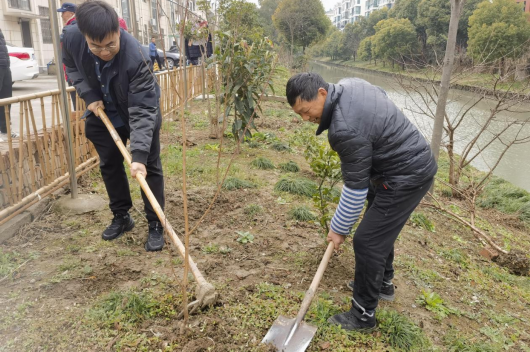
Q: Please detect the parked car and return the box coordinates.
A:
[7,43,39,84]
[141,45,180,69]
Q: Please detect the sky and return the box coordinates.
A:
[247,0,337,11]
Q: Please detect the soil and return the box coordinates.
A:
[1,100,530,351]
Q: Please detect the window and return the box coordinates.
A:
[121,0,131,29]
[151,0,158,31]
[8,0,31,10]
[39,7,53,44]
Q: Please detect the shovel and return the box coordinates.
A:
[262,241,335,352]
[96,108,217,311]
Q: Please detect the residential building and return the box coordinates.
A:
[332,0,366,29]
[0,0,203,72]
[515,0,530,14]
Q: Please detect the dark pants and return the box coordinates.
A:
[352,177,433,310]
[150,55,163,69]
[85,114,165,223]
[0,67,13,134]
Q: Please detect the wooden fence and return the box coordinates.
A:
[0,65,211,221]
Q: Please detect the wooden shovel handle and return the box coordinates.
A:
[97,107,209,288]
[294,241,335,324]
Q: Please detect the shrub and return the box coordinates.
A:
[223,177,257,190]
[279,161,300,173]
[270,142,291,152]
[251,157,275,170]
[289,206,316,222]
[274,176,317,197]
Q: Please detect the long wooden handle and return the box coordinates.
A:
[97,107,208,288]
[295,241,335,323]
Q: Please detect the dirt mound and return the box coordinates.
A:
[494,249,530,276]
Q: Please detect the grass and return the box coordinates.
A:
[410,212,435,232]
[289,205,316,221]
[478,176,530,223]
[274,176,317,197]
[270,142,291,152]
[0,250,20,278]
[279,161,300,173]
[244,204,263,217]
[377,308,431,351]
[250,157,275,170]
[222,177,257,190]
[416,290,455,320]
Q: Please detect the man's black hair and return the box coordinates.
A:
[76,1,119,42]
[286,73,329,107]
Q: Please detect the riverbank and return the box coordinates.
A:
[314,58,530,98]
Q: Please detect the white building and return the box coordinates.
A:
[0,0,203,72]
[331,0,367,29]
[365,0,395,16]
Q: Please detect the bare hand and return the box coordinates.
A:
[327,229,345,251]
[131,162,147,179]
[87,101,104,117]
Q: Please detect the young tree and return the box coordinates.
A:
[468,0,530,71]
[358,36,373,63]
[341,22,363,61]
[219,0,264,42]
[273,0,330,55]
[371,18,418,68]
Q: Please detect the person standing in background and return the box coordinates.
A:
[57,2,78,110]
[149,37,163,70]
[0,28,16,142]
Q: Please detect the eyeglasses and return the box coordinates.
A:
[89,45,118,53]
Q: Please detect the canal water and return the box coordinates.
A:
[309,61,530,192]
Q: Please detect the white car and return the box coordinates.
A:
[7,43,39,84]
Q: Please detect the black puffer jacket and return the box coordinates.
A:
[0,29,10,68]
[317,78,437,189]
[62,25,160,165]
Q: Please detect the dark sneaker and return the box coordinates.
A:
[347,280,395,301]
[328,300,376,331]
[145,221,164,251]
[102,213,135,240]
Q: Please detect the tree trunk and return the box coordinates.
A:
[429,0,466,194]
[448,129,455,186]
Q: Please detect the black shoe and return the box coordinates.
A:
[328,300,376,331]
[145,221,164,251]
[347,280,395,301]
[102,213,135,241]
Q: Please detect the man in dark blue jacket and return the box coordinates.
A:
[62,1,165,251]
[286,73,437,331]
[0,28,13,142]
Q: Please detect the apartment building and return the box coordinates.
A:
[332,0,366,29]
[0,0,203,72]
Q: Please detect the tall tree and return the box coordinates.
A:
[258,0,280,42]
[273,0,330,55]
[341,22,363,61]
[371,18,418,68]
[219,0,264,42]
[430,0,467,193]
[468,0,530,66]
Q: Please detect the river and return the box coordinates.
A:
[309,61,530,192]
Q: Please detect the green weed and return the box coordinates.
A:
[274,176,317,197]
[279,161,300,173]
[219,246,233,255]
[377,308,431,351]
[416,290,455,320]
[479,177,530,223]
[440,248,469,268]
[244,204,263,217]
[116,248,138,257]
[236,231,254,244]
[251,157,275,170]
[203,143,220,151]
[223,177,257,190]
[289,206,316,221]
[445,331,496,352]
[201,243,220,254]
[0,249,20,277]
[410,212,435,232]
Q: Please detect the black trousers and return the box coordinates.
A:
[68,81,77,111]
[150,55,163,69]
[85,114,165,223]
[352,177,433,310]
[0,68,13,134]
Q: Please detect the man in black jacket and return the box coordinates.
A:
[286,73,437,331]
[0,28,14,142]
[62,1,165,251]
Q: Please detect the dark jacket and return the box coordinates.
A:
[62,25,160,165]
[0,29,10,68]
[317,78,437,189]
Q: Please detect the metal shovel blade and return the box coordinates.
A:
[261,316,318,352]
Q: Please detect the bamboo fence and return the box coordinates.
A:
[0,65,212,222]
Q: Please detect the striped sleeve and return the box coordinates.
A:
[330,186,368,236]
